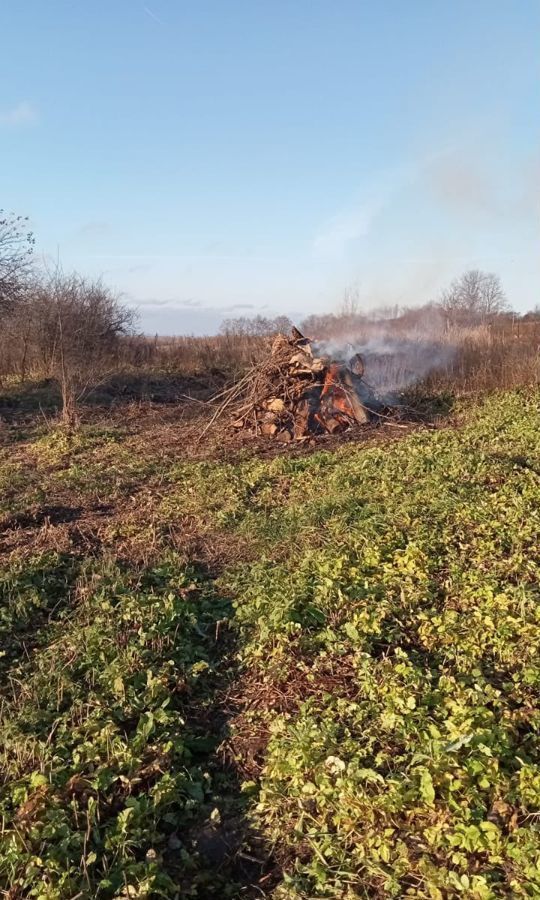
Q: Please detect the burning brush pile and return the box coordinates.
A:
[206,327,385,442]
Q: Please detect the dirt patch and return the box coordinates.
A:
[78,403,447,469]
[0,503,113,560]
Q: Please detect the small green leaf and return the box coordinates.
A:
[419,768,435,806]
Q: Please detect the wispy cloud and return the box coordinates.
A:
[137,297,201,309]
[128,263,153,274]
[143,4,165,25]
[137,298,177,308]
[180,298,201,308]
[0,101,38,128]
[224,303,254,311]
[135,298,255,313]
[85,252,291,262]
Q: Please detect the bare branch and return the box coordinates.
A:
[0,210,35,310]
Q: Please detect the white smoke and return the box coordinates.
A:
[313,323,456,395]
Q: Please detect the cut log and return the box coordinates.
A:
[340,369,371,424]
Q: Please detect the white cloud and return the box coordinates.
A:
[0,101,39,128]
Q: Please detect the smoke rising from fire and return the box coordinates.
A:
[311,311,456,395]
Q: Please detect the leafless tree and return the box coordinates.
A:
[480,272,510,317]
[439,270,509,323]
[2,287,37,381]
[339,284,361,318]
[25,268,136,423]
[0,211,34,311]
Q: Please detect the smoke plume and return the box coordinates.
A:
[312,310,456,395]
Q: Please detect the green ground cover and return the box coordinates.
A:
[0,389,539,898]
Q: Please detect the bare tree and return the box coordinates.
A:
[339,284,361,318]
[2,287,37,381]
[272,315,294,334]
[0,211,34,311]
[439,270,509,323]
[29,269,136,423]
[480,272,510,317]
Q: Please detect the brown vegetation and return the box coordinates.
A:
[0,218,538,434]
[1,311,539,443]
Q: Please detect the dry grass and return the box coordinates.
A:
[118,332,269,376]
[427,322,540,394]
[0,318,538,452]
[120,320,540,398]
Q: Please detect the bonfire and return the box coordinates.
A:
[204,327,383,442]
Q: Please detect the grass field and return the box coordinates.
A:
[1,388,540,898]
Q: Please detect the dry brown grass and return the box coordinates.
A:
[121,320,540,397]
[1,318,538,446]
[118,332,269,376]
[427,321,540,394]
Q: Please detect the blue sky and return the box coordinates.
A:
[1,1,538,334]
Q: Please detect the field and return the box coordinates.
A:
[1,385,540,898]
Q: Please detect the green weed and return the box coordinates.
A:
[0,388,539,898]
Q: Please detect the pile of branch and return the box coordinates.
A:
[201,328,380,442]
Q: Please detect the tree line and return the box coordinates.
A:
[221,271,529,340]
